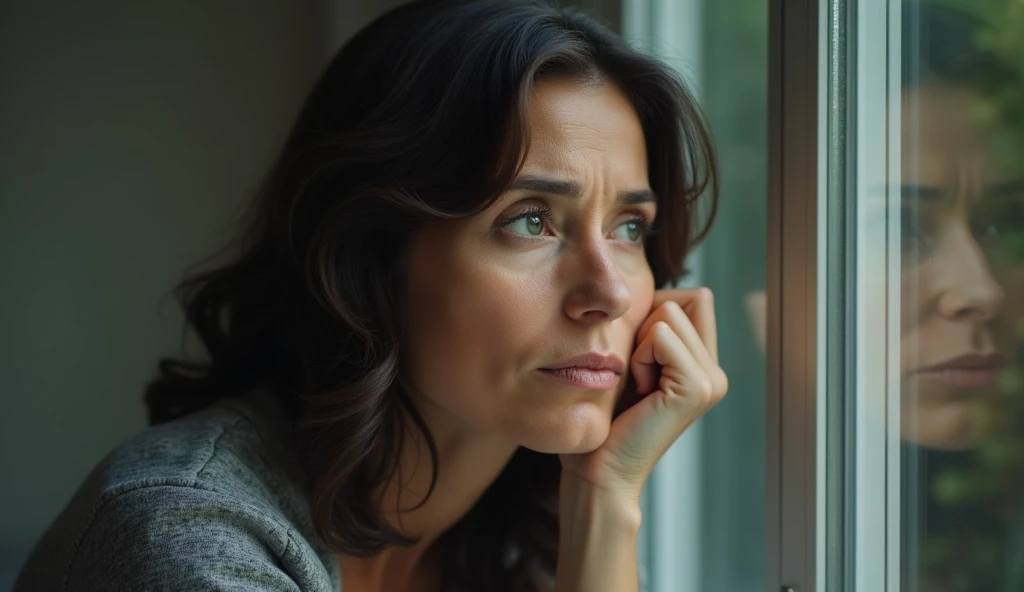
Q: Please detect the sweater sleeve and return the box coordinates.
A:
[63,483,328,592]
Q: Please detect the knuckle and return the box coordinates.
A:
[653,320,673,337]
[713,370,729,399]
[690,375,715,398]
[660,300,683,315]
[661,300,687,324]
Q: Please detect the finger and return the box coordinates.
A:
[650,288,719,364]
[637,298,728,403]
[637,300,717,373]
[631,321,709,398]
[621,323,715,461]
[629,324,662,396]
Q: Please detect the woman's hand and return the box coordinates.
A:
[553,288,727,592]
[559,287,729,504]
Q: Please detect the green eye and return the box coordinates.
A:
[974,203,1024,261]
[976,204,1024,238]
[505,213,546,237]
[612,220,645,242]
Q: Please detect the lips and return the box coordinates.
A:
[914,352,1010,389]
[539,352,625,390]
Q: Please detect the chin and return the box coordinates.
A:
[518,405,612,454]
[903,401,989,450]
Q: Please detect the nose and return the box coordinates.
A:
[562,241,632,323]
[935,229,1005,322]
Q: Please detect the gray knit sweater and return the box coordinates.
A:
[12,390,342,591]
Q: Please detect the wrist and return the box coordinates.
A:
[555,474,642,592]
[559,472,643,533]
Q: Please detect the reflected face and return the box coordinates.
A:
[403,78,656,454]
[900,84,1024,449]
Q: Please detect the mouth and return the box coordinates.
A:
[913,352,1010,390]
[539,352,625,390]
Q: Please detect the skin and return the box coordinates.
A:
[899,84,1024,450]
[337,77,727,592]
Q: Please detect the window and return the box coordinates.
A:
[890,2,1024,590]
[772,0,1024,590]
[621,1,768,591]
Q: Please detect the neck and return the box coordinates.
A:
[339,397,519,591]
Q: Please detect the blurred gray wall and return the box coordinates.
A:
[0,1,401,587]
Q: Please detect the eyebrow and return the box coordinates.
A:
[507,175,656,205]
[893,179,1024,201]
[984,178,1024,198]
[899,184,943,201]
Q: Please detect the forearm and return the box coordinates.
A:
[554,475,642,592]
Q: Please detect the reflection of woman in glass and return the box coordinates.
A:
[897,4,1024,453]
[898,4,1024,590]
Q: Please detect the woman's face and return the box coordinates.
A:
[900,84,1024,449]
[403,77,656,454]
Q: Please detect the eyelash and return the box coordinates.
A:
[501,205,554,231]
[500,205,656,242]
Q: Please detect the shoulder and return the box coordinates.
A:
[86,391,312,529]
[65,483,326,591]
[102,391,291,492]
[14,391,340,592]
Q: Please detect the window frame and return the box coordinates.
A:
[767,0,824,589]
[769,0,906,590]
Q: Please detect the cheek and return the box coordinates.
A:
[995,270,1024,349]
[998,269,1024,314]
[404,245,555,406]
[615,263,655,357]
[899,271,922,365]
[627,272,655,333]
[900,259,939,362]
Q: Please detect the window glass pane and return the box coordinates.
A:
[622,1,768,590]
[699,0,768,589]
[899,1,1024,589]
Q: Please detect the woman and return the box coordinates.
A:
[12,1,726,591]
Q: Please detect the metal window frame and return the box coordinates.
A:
[766,0,824,589]
[768,1,904,590]
[851,0,903,589]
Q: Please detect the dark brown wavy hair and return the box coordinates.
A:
[145,0,718,590]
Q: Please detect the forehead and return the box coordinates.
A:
[520,77,649,182]
[900,85,996,179]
